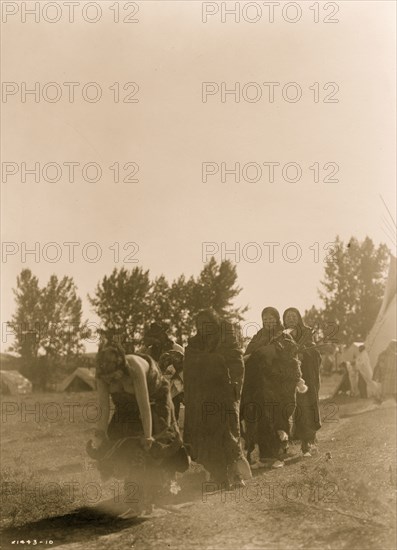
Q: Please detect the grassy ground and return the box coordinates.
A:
[1,392,108,528]
[0,388,396,550]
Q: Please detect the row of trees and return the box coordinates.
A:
[88,257,247,350]
[7,236,391,388]
[8,258,247,385]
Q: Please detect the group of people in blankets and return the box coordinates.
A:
[88,306,321,514]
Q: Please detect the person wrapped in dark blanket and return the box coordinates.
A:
[87,343,189,515]
[283,307,322,456]
[241,307,307,469]
[183,309,251,488]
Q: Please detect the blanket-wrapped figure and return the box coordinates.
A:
[183,309,251,487]
[283,308,322,456]
[241,307,306,469]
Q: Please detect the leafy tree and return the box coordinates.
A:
[304,236,390,344]
[168,275,196,342]
[9,270,89,389]
[191,258,248,322]
[144,274,196,343]
[9,269,42,362]
[40,275,90,360]
[166,259,248,342]
[146,275,172,323]
[88,267,151,352]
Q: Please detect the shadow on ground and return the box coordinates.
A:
[0,468,208,549]
[1,502,146,549]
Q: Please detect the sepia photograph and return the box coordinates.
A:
[0,1,396,549]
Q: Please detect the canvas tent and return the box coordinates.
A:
[365,254,397,368]
[0,370,32,395]
[57,367,96,392]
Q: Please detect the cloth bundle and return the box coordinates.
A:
[86,427,189,482]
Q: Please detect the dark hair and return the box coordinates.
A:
[95,342,128,378]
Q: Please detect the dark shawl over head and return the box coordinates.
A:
[245,307,284,355]
[283,307,322,440]
[183,311,245,473]
[242,307,303,459]
[282,308,315,346]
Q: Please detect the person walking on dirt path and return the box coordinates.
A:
[283,308,322,457]
[242,307,306,469]
[183,309,251,489]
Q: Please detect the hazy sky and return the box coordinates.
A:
[1,1,396,351]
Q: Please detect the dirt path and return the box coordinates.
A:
[2,397,396,550]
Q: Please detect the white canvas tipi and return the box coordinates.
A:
[365,254,397,367]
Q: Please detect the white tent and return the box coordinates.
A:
[365,254,397,368]
[57,367,96,392]
[0,370,32,395]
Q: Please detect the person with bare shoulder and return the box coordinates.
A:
[87,342,189,516]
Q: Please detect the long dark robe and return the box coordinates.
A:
[291,327,322,443]
[183,322,245,481]
[242,329,302,460]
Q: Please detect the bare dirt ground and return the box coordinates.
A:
[1,389,396,550]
